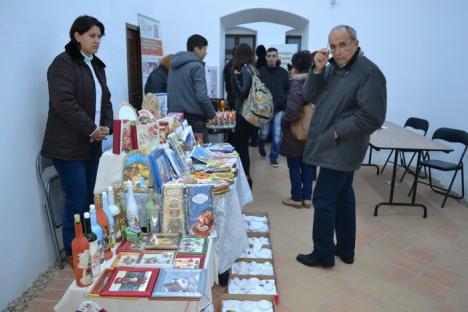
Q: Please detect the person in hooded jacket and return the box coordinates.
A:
[144,54,174,94]
[41,15,113,261]
[280,50,317,209]
[167,34,216,142]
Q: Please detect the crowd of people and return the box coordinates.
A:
[41,15,386,273]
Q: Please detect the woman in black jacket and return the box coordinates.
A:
[231,43,256,189]
[41,15,113,260]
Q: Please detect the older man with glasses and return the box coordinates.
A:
[297,25,387,268]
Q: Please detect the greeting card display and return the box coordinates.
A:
[161,184,186,234]
[149,148,173,191]
[191,146,212,163]
[177,236,207,255]
[137,250,176,268]
[185,185,214,236]
[101,267,159,298]
[145,233,180,250]
[122,151,152,192]
[111,252,141,267]
[151,268,207,299]
[87,268,114,298]
[174,255,205,269]
[130,122,159,154]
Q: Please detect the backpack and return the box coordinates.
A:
[241,65,274,128]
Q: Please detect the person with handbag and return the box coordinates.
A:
[280,51,317,209]
[231,43,256,189]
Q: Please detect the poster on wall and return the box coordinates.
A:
[267,44,298,70]
[205,66,218,98]
[138,14,164,91]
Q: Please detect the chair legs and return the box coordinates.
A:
[426,168,464,208]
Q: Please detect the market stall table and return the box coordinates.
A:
[93,150,251,273]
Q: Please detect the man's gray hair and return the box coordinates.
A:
[330,25,357,41]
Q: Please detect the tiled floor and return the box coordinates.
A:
[26,147,468,311]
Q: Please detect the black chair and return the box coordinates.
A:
[415,127,468,208]
[381,117,429,176]
[36,153,66,268]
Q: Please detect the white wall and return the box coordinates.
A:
[1,0,468,308]
[0,0,157,308]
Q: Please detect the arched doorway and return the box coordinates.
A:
[219,8,309,95]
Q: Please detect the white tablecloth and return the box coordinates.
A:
[93,150,252,274]
[54,239,216,312]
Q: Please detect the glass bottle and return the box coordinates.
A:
[145,190,158,233]
[71,214,93,287]
[83,212,100,277]
[126,180,140,229]
[101,192,116,248]
[89,205,104,264]
[107,186,122,242]
[95,194,113,260]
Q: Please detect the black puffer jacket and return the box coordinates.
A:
[41,41,113,160]
[280,73,309,157]
[258,65,289,112]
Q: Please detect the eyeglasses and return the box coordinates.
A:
[329,41,354,54]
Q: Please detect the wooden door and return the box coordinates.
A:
[126,24,142,109]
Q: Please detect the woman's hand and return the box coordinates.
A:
[90,126,109,142]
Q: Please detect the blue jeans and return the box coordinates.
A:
[259,111,283,161]
[53,154,99,256]
[286,157,316,201]
[312,167,356,265]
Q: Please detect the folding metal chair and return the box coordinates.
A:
[413,127,468,208]
[381,117,429,176]
[36,153,66,268]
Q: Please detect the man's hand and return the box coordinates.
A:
[313,48,329,72]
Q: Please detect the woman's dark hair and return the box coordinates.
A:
[232,43,254,71]
[255,45,266,58]
[69,15,105,45]
[291,50,312,73]
[187,34,208,51]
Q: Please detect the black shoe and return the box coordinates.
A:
[335,251,354,264]
[259,146,266,157]
[296,253,334,268]
[218,270,230,287]
[270,159,279,167]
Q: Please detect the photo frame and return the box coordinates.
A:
[149,147,173,191]
[174,255,205,269]
[137,250,176,268]
[191,146,212,164]
[177,236,207,255]
[101,267,159,298]
[144,233,180,250]
[164,147,185,178]
[150,268,207,300]
[111,252,141,268]
[116,234,150,253]
[87,268,114,298]
[167,133,188,171]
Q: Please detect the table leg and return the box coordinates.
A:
[374,149,427,218]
